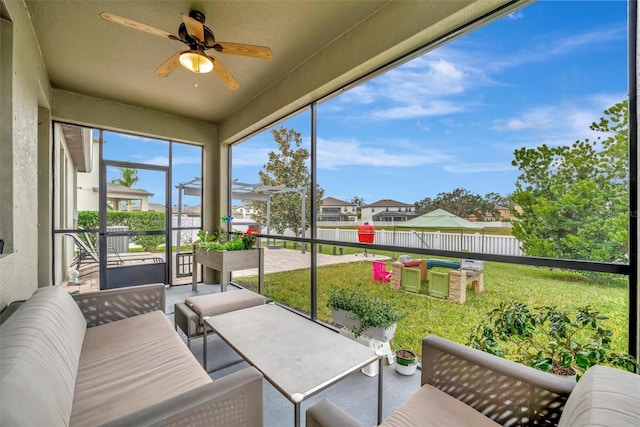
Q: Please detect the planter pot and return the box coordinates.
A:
[193,247,263,292]
[194,247,260,271]
[394,349,417,376]
[548,365,577,382]
[330,308,396,342]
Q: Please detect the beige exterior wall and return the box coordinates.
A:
[0,0,53,308]
[76,139,100,212]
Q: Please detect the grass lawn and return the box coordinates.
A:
[238,259,629,360]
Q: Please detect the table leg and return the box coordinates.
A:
[294,401,301,427]
[378,357,383,424]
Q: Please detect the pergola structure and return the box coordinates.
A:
[232,180,307,249]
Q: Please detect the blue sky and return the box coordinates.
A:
[232,0,628,206]
[101,1,628,208]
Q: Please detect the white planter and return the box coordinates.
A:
[394,349,418,376]
[330,308,396,342]
[394,362,417,376]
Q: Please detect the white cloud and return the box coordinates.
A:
[232,147,271,167]
[317,137,454,169]
[490,93,626,146]
[370,101,467,120]
[129,155,200,166]
[507,11,524,20]
[488,26,626,73]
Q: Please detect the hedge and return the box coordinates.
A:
[77,210,165,252]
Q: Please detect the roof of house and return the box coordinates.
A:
[373,211,416,220]
[364,199,413,208]
[321,197,353,206]
[107,183,154,197]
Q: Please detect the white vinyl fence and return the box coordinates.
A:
[171,217,523,256]
[316,228,523,256]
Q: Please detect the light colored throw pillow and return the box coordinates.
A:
[558,365,640,427]
[0,286,86,426]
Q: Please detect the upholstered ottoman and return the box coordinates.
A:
[175,288,270,343]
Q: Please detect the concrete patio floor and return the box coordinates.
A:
[166,283,421,427]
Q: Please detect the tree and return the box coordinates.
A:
[414,188,499,220]
[510,101,628,263]
[110,167,139,211]
[350,196,365,218]
[249,127,324,236]
[111,167,139,187]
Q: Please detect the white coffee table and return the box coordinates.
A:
[204,303,383,426]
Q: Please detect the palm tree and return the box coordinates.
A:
[111,167,139,211]
[111,167,138,187]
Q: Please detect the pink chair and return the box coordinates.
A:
[372,261,392,283]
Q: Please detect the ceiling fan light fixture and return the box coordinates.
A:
[179,51,213,73]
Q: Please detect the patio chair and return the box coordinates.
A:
[66,234,163,276]
[372,261,392,283]
[66,233,122,273]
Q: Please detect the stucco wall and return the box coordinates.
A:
[0,0,52,309]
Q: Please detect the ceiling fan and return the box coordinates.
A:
[100,9,272,90]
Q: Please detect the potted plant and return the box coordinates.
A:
[394,349,418,375]
[468,302,638,381]
[327,289,403,342]
[194,216,256,252]
[192,218,262,291]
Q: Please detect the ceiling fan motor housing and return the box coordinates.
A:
[178,12,216,48]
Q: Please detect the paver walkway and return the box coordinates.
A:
[234,247,391,277]
[62,247,391,293]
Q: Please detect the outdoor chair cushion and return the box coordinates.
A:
[381,384,501,427]
[70,310,211,426]
[185,288,270,322]
[0,286,87,426]
[558,365,640,427]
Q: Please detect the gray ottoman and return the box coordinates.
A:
[174,288,270,368]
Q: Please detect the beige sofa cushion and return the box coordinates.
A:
[558,365,640,427]
[70,310,211,426]
[0,286,87,426]
[381,383,501,427]
[186,288,269,321]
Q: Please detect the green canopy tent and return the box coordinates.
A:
[394,208,485,254]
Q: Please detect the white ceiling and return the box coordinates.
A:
[23,0,515,142]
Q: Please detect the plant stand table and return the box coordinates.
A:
[192,247,264,292]
[204,304,384,427]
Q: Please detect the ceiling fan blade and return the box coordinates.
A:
[154,51,182,77]
[213,42,273,60]
[209,56,240,90]
[181,13,205,42]
[100,12,179,41]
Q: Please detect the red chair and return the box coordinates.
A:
[372,261,392,283]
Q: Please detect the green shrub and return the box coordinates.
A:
[77,210,165,252]
[467,302,637,379]
[328,289,403,336]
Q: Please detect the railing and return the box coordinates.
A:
[168,217,523,256]
[317,228,523,256]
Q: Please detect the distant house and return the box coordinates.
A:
[106,183,154,211]
[232,204,257,220]
[361,199,416,223]
[466,204,521,222]
[317,197,358,222]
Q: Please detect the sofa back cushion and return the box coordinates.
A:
[558,365,640,427]
[0,286,87,426]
